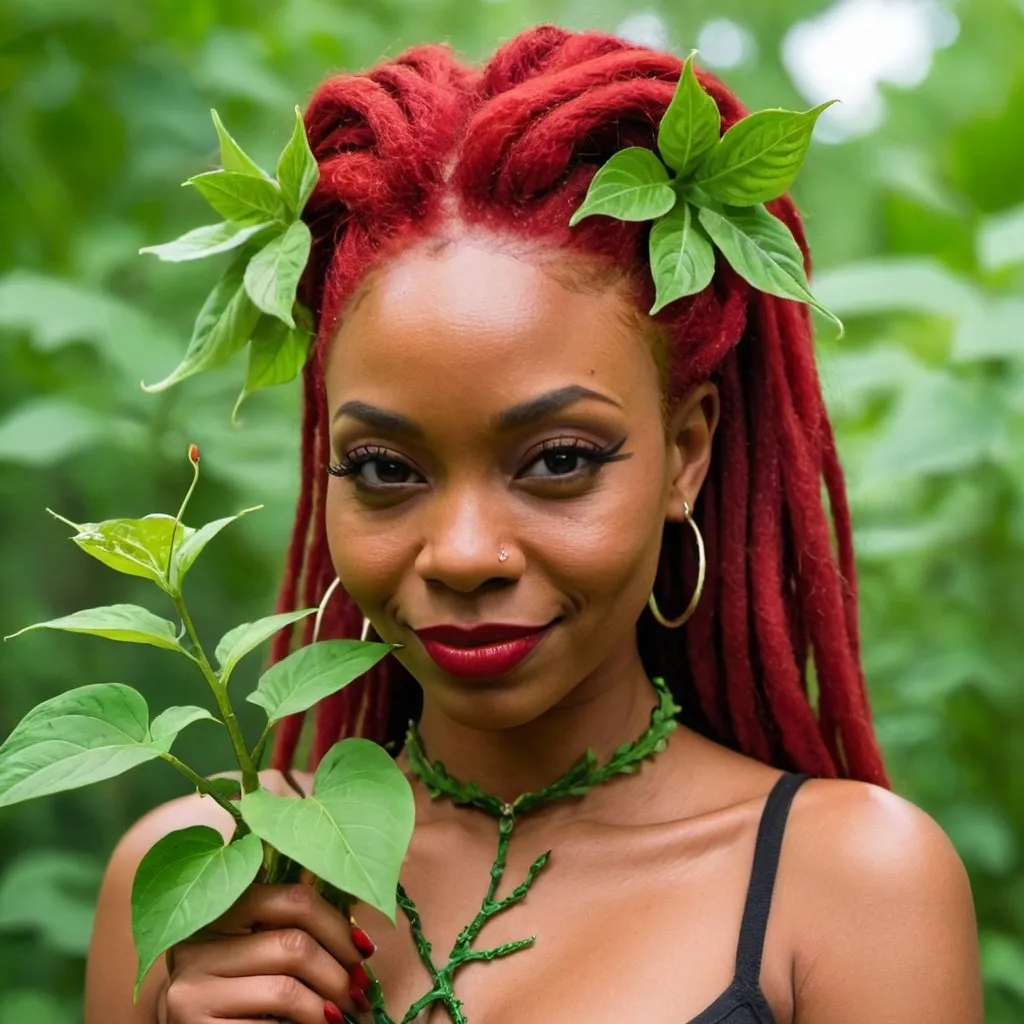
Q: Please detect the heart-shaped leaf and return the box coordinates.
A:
[169,506,261,591]
[139,221,270,263]
[0,684,208,809]
[210,109,267,178]
[693,102,834,207]
[186,170,289,227]
[4,604,184,653]
[277,106,320,217]
[569,147,676,226]
[214,608,318,686]
[142,250,263,393]
[243,221,312,328]
[648,202,717,314]
[132,827,263,998]
[232,314,313,421]
[239,739,415,919]
[247,639,395,725]
[657,55,721,177]
[694,199,843,334]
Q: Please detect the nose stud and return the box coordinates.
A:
[498,547,509,564]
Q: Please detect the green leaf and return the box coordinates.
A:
[139,221,270,263]
[694,200,843,333]
[186,170,289,227]
[132,827,263,998]
[214,607,318,686]
[240,739,415,920]
[0,684,202,809]
[210,109,267,178]
[694,103,834,206]
[648,202,716,314]
[4,604,184,652]
[657,54,721,176]
[243,221,312,327]
[232,315,313,420]
[246,639,394,725]
[169,506,261,591]
[277,105,320,216]
[569,148,676,226]
[49,512,180,591]
[150,706,220,747]
[142,250,263,392]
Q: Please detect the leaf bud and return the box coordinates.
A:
[188,444,201,465]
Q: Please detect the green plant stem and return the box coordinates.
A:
[158,752,244,824]
[174,595,258,792]
[250,722,272,769]
[166,458,200,582]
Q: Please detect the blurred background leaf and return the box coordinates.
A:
[1,0,1021,1017]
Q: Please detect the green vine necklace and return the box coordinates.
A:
[361,676,681,1024]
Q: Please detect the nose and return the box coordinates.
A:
[414,486,519,594]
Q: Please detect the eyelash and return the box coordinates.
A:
[327,438,631,488]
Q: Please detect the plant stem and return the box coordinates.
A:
[174,594,259,793]
[158,752,245,824]
[250,722,272,769]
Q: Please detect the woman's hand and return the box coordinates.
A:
[162,880,376,1024]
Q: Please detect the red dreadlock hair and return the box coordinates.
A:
[269,25,888,786]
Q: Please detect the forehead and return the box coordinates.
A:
[325,239,659,416]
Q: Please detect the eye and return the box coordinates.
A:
[328,446,425,489]
[518,438,629,481]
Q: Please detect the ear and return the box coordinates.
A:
[665,381,720,523]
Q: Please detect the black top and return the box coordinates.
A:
[681,772,812,1024]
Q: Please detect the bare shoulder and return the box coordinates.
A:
[778,777,983,1023]
[83,769,302,1024]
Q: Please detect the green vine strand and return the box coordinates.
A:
[364,678,681,1023]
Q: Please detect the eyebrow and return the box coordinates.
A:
[332,385,621,437]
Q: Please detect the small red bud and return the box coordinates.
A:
[188,443,200,464]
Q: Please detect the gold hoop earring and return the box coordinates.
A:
[313,578,374,643]
[648,502,706,629]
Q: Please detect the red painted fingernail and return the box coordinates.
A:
[350,985,372,1013]
[324,1001,345,1024]
[351,961,370,991]
[351,925,376,958]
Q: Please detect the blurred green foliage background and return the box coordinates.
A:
[0,0,1022,1019]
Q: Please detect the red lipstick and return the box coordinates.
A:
[415,622,554,679]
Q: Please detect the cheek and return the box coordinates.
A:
[529,451,669,612]
[324,483,412,609]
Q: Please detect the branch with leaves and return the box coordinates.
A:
[0,447,415,1001]
[571,53,842,332]
[139,108,320,418]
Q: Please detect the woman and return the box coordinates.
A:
[84,25,983,1024]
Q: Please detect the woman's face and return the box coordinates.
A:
[324,237,716,731]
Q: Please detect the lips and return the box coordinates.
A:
[414,621,555,679]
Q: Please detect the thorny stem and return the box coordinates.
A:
[385,811,548,1024]
[158,752,244,825]
[174,594,258,793]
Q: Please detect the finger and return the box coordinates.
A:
[168,973,365,1024]
[171,929,352,1008]
[203,883,363,968]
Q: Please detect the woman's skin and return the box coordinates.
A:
[85,234,984,1024]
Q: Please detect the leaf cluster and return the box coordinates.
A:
[0,453,414,1000]
[570,54,841,331]
[140,110,320,418]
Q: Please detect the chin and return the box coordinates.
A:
[401,653,571,733]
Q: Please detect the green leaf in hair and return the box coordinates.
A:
[569,53,842,332]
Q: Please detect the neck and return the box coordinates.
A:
[411,645,659,806]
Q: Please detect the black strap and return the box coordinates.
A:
[734,771,811,987]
